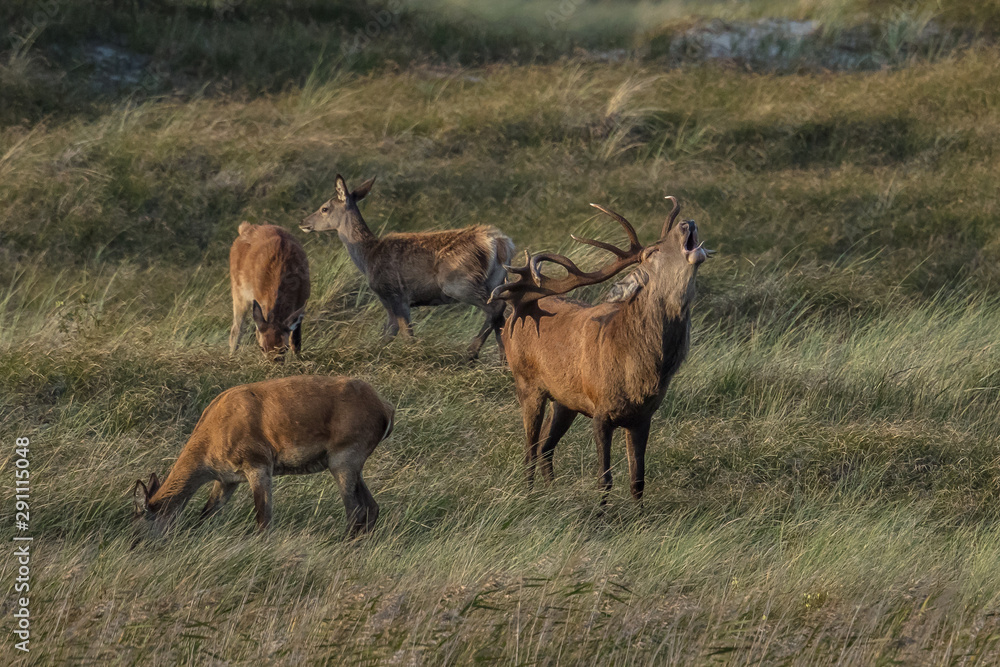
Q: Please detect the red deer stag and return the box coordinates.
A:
[229,222,310,360]
[490,197,710,501]
[132,375,394,537]
[300,175,514,360]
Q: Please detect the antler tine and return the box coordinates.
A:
[529,252,589,283]
[585,203,643,255]
[503,249,533,277]
[661,195,681,237]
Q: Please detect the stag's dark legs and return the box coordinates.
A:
[198,480,239,522]
[292,323,303,354]
[593,417,615,499]
[624,421,650,502]
[537,402,577,483]
[519,392,547,488]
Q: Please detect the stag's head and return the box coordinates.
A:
[609,196,708,304]
[251,301,304,361]
[490,196,711,309]
[300,174,376,234]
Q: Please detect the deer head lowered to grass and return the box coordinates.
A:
[229,222,310,361]
[132,375,394,538]
[489,196,711,501]
[301,175,515,361]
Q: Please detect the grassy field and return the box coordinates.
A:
[4,1,1000,664]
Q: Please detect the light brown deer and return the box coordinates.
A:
[490,197,710,501]
[132,375,394,537]
[229,222,310,360]
[300,175,515,360]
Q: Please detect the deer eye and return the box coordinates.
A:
[321,207,329,213]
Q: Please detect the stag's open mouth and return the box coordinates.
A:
[682,222,707,265]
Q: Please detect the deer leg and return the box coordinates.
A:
[624,421,651,502]
[356,477,380,535]
[229,295,249,353]
[291,322,303,355]
[198,480,239,522]
[519,393,547,489]
[246,469,273,531]
[378,297,401,340]
[383,311,399,338]
[467,311,494,361]
[330,465,371,538]
[468,300,506,360]
[381,301,413,340]
[593,417,615,500]
[538,402,577,484]
[396,305,414,338]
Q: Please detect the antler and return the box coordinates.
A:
[661,195,681,237]
[489,204,645,306]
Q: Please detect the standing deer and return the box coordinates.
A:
[229,222,310,360]
[132,375,394,537]
[490,196,710,501]
[300,175,515,360]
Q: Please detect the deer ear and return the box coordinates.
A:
[352,176,376,201]
[335,175,349,203]
[252,301,267,330]
[285,306,305,331]
[147,472,161,495]
[133,480,149,515]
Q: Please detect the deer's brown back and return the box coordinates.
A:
[192,376,389,472]
[230,224,310,316]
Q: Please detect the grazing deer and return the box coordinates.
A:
[229,222,310,360]
[132,375,394,537]
[300,175,515,360]
[490,197,710,501]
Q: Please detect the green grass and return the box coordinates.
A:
[4,2,1000,664]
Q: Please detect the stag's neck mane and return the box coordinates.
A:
[338,210,379,273]
[607,271,694,376]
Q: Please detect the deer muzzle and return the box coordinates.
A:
[683,223,707,265]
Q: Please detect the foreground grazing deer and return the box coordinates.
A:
[300,175,515,360]
[132,375,394,537]
[229,222,310,360]
[490,196,710,501]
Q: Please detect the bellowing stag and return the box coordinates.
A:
[301,175,514,361]
[490,197,710,500]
